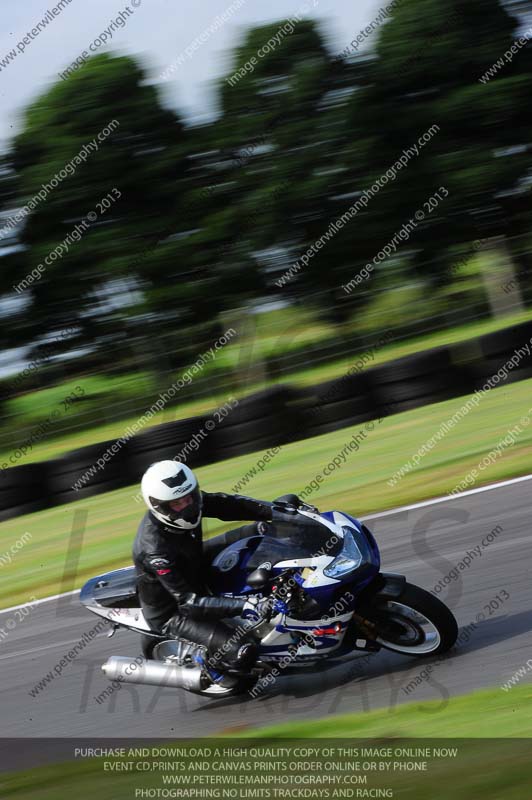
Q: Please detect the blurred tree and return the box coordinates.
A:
[353,0,532,294]
[2,1,532,392]
[214,19,379,324]
[0,54,196,371]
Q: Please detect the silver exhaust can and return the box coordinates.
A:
[102,655,203,692]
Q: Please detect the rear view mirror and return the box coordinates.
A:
[247,567,271,589]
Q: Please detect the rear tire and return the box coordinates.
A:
[360,582,458,657]
[198,674,258,697]
[148,638,258,697]
[141,634,162,660]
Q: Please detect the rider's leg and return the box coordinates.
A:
[162,614,258,671]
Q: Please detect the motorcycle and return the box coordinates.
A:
[80,497,458,697]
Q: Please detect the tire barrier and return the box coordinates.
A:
[0,463,50,522]
[474,320,532,387]
[297,373,375,438]
[128,416,211,480]
[1,320,531,519]
[369,348,469,415]
[209,387,299,460]
[46,437,133,507]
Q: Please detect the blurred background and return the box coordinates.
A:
[3,0,532,759]
[1,0,532,518]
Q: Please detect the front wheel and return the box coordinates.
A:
[360,582,458,657]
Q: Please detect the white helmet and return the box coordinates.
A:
[141,461,202,530]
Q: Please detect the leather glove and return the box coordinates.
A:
[242,596,271,622]
[242,596,288,622]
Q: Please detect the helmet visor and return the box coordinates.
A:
[168,495,193,513]
[151,485,202,527]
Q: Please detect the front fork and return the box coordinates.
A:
[343,572,408,651]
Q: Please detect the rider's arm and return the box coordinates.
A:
[144,553,245,620]
[202,491,272,522]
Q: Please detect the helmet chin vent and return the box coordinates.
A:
[150,505,202,532]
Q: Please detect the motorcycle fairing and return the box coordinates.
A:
[258,611,354,659]
[80,567,152,632]
[79,507,382,654]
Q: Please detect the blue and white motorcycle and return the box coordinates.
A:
[81,498,458,697]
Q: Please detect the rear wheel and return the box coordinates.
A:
[198,674,258,697]
[360,582,458,657]
[151,639,258,697]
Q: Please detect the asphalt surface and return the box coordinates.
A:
[2,480,531,739]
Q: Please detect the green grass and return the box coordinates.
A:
[0,392,227,463]
[2,687,532,799]
[2,305,532,466]
[291,306,532,387]
[245,684,532,738]
[5,372,156,424]
[2,377,532,608]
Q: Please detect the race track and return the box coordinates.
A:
[2,478,532,739]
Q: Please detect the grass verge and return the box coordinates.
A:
[1,377,531,608]
[246,684,532,738]
[3,307,532,466]
[2,686,532,799]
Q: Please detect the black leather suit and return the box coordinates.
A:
[133,492,272,667]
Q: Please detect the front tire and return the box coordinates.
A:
[360,582,458,657]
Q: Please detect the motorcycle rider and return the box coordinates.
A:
[134,460,279,674]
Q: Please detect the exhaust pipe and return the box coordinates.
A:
[102,655,204,692]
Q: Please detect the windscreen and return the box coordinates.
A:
[246,510,342,570]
